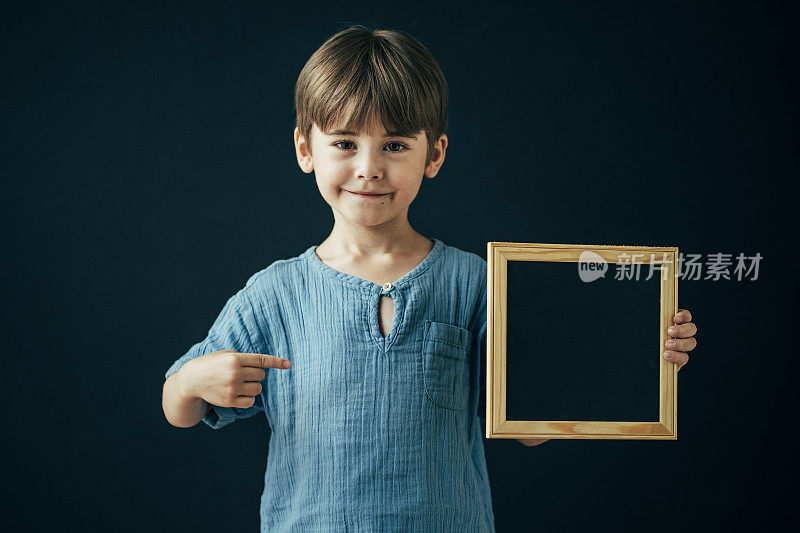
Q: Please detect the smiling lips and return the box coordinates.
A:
[348,190,389,197]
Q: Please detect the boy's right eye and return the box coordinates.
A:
[333,141,356,150]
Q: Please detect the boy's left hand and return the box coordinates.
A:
[663,308,698,372]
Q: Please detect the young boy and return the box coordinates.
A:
[162,25,698,531]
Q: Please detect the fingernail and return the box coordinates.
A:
[666,341,676,349]
[664,351,671,359]
[668,327,677,335]
[283,360,291,368]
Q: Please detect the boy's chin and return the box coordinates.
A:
[348,216,394,228]
[336,209,398,228]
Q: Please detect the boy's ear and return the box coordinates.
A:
[423,133,448,179]
[294,127,314,174]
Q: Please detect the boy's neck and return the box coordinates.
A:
[317,217,431,262]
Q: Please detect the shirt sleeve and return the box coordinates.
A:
[164,280,269,430]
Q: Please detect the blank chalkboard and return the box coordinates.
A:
[486,242,679,440]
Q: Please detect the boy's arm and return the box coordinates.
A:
[162,361,212,428]
[163,279,274,430]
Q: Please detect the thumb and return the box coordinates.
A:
[238,352,291,369]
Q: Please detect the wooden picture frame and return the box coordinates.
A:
[485,242,679,440]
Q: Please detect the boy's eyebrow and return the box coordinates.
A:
[325,129,418,140]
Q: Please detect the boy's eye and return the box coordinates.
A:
[385,142,407,153]
[333,140,356,150]
[332,140,409,153]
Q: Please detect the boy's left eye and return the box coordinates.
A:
[384,142,409,152]
[332,141,408,153]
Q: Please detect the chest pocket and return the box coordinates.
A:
[423,320,474,410]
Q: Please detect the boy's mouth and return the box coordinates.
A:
[346,190,389,198]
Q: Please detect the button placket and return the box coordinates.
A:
[371,283,403,353]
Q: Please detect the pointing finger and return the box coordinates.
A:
[238,352,291,369]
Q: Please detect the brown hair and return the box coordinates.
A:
[294,25,448,167]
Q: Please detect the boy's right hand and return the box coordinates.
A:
[179,349,291,409]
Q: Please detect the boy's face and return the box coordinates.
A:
[294,115,446,230]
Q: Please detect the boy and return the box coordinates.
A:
[162,25,698,531]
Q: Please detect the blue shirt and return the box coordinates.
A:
[164,238,493,531]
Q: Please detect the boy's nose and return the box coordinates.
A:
[358,173,381,180]
[355,155,383,180]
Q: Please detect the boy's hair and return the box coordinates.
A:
[294,25,448,168]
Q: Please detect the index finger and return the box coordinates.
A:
[238,352,291,369]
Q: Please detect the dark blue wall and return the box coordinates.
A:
[2,1,795,531]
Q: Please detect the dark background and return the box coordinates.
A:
[2,1,797,531]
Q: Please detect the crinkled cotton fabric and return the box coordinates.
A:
[165,237,493,532]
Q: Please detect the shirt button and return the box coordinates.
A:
[382,282,393,290]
